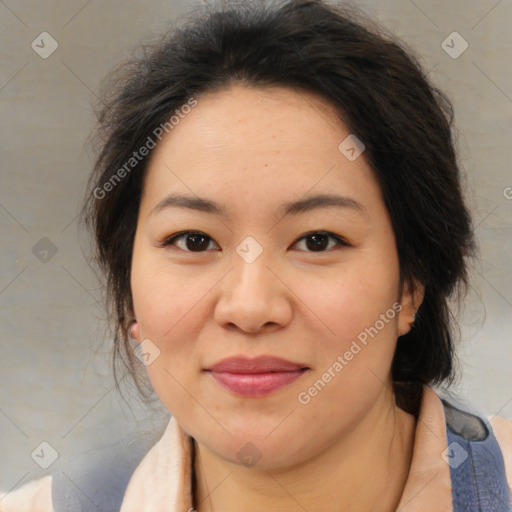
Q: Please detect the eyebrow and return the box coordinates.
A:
[149,192,367,218]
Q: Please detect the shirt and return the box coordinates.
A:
[1,386,511,511]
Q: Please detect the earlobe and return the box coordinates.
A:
[129,320,140,342]
[397,279,424,336]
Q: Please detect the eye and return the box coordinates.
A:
[292,231,349,252]
[160,230,348,253]
[160,231,219,252]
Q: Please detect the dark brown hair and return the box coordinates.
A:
[81,0,476,411]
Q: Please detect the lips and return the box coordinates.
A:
[205,356,309,397]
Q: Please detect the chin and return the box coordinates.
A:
[193,427,313,471]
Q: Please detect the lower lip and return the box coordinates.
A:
[208,369,308,397]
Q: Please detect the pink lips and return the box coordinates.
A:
[205,356,309,397]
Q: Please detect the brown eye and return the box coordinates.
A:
[293,231,348,252]
[162,231,219,252]
[161,230,348,254]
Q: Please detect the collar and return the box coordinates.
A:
[120,386,453,512]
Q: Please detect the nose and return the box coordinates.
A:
[213,253,293,334]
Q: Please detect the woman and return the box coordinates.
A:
[2,0,511,510]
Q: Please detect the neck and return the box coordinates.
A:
[193,386,416,512]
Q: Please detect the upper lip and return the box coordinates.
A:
[206,356,308,373]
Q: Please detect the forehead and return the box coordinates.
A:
[140,84,381,216]
[162,84,348,151]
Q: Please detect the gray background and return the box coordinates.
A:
[1,0,511,501]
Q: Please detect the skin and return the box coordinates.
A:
[130,84,424,512]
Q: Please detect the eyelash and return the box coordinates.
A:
[159,230,350,254]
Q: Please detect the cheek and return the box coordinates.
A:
[130,247,210,398]
[131,244,215,340]
[131,267,210,416]
[292,269,401,433]
[298,257,400,349]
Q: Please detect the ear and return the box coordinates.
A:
[397,279,425,336]
[129,320,141,342]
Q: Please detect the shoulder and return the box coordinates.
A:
[120,416,194,511]
[439,392,512,504]
[490,415,512,496]
[0,450,139,512]
[0,475,53,512]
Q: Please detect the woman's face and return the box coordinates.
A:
[130,84,418,469]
